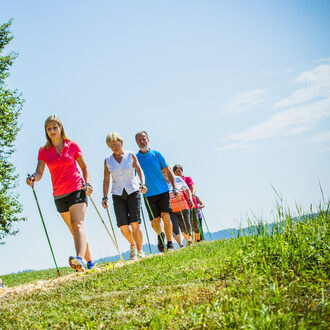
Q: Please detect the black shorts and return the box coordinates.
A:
[54,190,88,213]
[145,191,172,220]
[112,190,141,227]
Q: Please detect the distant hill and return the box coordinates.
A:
[96,214,317,263]
[95,227,237,263]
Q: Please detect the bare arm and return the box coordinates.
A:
[190,184,196,195]
[102,159,111,207]
[196,195,205,208]
[184,188,195,208]
[26,160,46,186]
[132,154,147,194]
[164,166,177,192]
[76,155,93,196]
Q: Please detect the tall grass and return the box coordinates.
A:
[0,198,329,328]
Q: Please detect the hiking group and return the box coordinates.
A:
[26,115,206,272]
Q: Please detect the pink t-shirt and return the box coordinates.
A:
[38,140,84,196]
[182,176,198,209]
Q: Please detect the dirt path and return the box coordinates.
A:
[0,256,154,301]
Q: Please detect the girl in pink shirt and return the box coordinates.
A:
[26,115,94,272]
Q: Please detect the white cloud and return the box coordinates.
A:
[223,89,266,114]
[275,64,330,108]
[307,131,330,143]
[217,63,330,151]
[305,131,330,152]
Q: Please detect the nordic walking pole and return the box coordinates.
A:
[141,206,152,254]
[28,177,60,276]
[190,211,196,242]
[89,196,124,261]
[143,194,167,250]
[105,208,120,254]
[194,207,204,240]
[200,209,212,240]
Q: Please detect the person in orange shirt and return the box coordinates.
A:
[162,170,194,245]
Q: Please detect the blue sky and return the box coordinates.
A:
[1,0,330,274]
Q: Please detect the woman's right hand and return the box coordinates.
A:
[102,197,108,208]
[26,174,35,187]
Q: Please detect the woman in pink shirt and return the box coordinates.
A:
[26,115,94,272]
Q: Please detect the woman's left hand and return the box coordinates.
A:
[85,183,93,196]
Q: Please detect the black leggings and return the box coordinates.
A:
[190,208,201,234]
[170,213,180,236]
[171,208,191,235]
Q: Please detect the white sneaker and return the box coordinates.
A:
[69,256,85,272]
[129,246,138,260]
[138,250,146,258]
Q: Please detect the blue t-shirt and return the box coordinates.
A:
[136,149,169,197]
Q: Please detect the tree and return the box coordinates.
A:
[0,19,25,244]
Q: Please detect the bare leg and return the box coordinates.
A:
[161,212,173,242]
[151,217,163,236]
[182,232,192,245]
[173,234,183,247]
[131,222,143,251]
[61,202,91,260]
[120,225,136,247]
[60,206,92,261]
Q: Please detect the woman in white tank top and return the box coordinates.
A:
[102,132,147,259]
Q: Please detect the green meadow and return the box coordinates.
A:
[0,206,329,328]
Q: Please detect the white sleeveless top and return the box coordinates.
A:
[105,150,140,196]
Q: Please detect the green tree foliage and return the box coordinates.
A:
[0,19,25,243]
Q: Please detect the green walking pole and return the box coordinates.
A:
[143,194,167,250]
[194,207,204,241]
[141,206,152,254]
[200,209,212,240]
[29,180,61,276]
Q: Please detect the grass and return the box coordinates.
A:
[0,203,329,328]
[1,267,73,288]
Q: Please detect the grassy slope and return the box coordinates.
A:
[0,211,329,328]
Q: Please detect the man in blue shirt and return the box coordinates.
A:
[136,131,178,251]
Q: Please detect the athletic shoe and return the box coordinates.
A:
[167,241,175,251]
[138,250,146,258]
[0,278,4,288]
[158,232,166,252]
[69,256,85,272]
[130,246,138,260]
[87,260,96,270]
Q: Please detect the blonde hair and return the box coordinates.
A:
[106,132,123,147]
[44,115,70,148]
